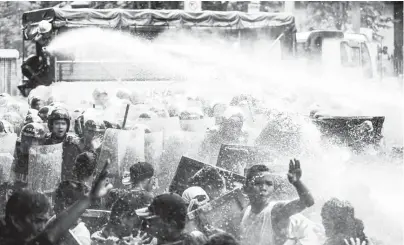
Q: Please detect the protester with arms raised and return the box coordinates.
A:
[0,160,112,245]
[241,159,314,245]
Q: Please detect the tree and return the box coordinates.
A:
[302,1,393,41]
[0,1,63,56]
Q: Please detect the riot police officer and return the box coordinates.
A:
[44,108,82,181]
[11,123,46,185]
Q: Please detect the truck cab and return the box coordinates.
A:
[296,30,377,79]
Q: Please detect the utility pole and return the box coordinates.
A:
[393,1,403,76]
[351,2,361,33]
[284,1,295,13]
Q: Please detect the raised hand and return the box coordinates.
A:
[89,159,113,200]
[287,159,302,184]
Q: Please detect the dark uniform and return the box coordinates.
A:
[43,109,82,181]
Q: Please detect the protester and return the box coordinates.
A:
[321,198,368,245]
[52,181,91,245]
[73,151,98,187]
[240,159,314,245]
[106,162,156,209]
[91,194,154,244]
[138,193,207,245]
[0,190,50,244]
[182,186,225,237]
[182,186,210,213]
[0,159,112,245]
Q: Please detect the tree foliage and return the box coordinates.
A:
[302,1,393,40]
[0,1,63,55]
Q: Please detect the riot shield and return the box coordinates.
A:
[184,188,247,238]
[179,118,215,132]
[62,141,83,181]
[311,116,385,149]
[0,133,17,157]
[145,132,163,173]
[28,143,63,193]
[169,156,245,197]
[137,117,181,133]
[0,153,13,183]
[216,144,273,175]
[97,129,145,187]
[158,131,205,194]
[255,116,302,157]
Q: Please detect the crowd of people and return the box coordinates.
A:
[0,87,377,245]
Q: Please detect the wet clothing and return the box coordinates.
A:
[241,201,317,245]
[240,202,278,245]
[43,133,82,181]
[105,188,154,210]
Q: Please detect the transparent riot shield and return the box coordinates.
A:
[28,143,63,193]
[158,131,205,193]
[0,153,13,183]
[145,132,163,174]
[0,133,17,156]
[184,188,247,238]
[97,129,145,187]
[169,156,245,197]
[216,144,273,175]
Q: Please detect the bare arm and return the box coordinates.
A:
[30,196,92,245]
[28,160,112,245]
[274,159,314,220]
[274,180,314,220]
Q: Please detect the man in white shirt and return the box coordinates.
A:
[240,159,315,245]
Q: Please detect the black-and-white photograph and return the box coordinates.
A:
[0,1,403,245]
